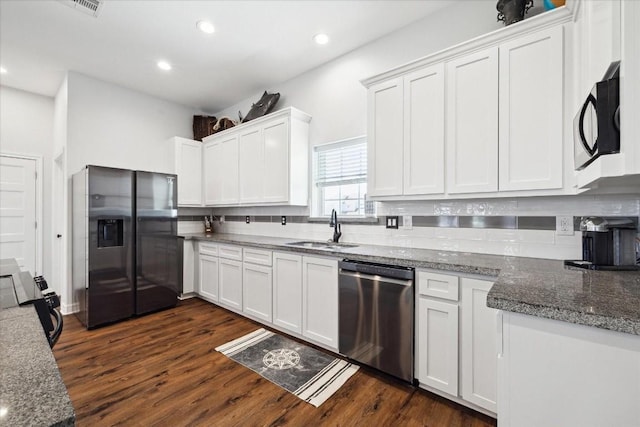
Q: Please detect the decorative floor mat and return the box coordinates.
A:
[215,328,359,407]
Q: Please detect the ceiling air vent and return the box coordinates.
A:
[58,0,104,18]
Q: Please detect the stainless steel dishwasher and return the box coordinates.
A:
[338,259,414,382]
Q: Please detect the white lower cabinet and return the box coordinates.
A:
[272,252,303,334]
[218,257,242,311]
[460,277,498,413]
[415,269,497,416]
[242,248,273,323]
[416,297,459,396]
[302,256,338,350]
[498,312,640,427]
[242,262,272,322]
[182,240,195,297]
[198,254,219,302]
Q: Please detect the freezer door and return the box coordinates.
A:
[86,166,135,328]
[135,171,181,315]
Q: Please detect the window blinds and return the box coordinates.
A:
[315,138,367,187]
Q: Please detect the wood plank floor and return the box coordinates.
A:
[53,298,497,427]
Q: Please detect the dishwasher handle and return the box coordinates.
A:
[339,260,414,281]
[339,269,413,287]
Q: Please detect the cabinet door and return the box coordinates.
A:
[220,135,239,205]
[218,258,242,310]
[368,78,404,197]
[461,277,498,413]
[302,256,338,350]
[446,48,499,194]
[499,26,564,191]
[575,0,621,99]
[263,118,290,203]
[243,262,272,322]
[404,64,445,195]
[198,254,219,302]
[238,126,263,203]
[183,240,195,295]
[176,138,203,206]
[203,140,223,205]
[272,252,302,334]
[416,296,459,396]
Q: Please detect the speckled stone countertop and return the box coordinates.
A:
[182,232,640,335]
[0,260,75,426]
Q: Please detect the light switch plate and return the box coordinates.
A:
[386,216,399,229]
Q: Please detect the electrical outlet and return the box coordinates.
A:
[245,216,250,224]
[556,215,574,236]
[403,215,413,230]
[281,216,287,225]
[386,216,399,229]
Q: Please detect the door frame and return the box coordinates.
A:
[52,148,69,312]
[0,152,44,275]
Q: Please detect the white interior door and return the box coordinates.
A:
[0,155,37,273]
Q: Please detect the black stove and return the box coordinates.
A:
[1,269,63,348]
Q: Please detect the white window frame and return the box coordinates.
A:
[312,135,373,218]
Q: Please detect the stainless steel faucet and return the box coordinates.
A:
[330,209,342,243]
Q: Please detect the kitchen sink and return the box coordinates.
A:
[286,241,359,250]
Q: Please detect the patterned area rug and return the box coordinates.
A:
[215,328,359,407]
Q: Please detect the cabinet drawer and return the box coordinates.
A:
[243,248,272,266]
[199,242,218,257]
[417,270,459,301]
[218,244,243,261]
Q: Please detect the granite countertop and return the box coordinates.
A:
[0,260,76,426]
[182,232,640,335]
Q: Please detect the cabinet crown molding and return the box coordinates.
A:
[361,6,573,88]
[202,107,311,142]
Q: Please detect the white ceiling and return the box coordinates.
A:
[0,0,452,113]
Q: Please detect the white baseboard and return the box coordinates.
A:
[61,302,78,315]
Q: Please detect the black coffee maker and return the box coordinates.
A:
[567,217,639,270]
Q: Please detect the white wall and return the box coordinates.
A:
[58,72,202,311]
[0,85,54,279]
[66,71,198,175]
[216,0,506,145]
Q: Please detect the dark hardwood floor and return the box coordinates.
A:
[54,298,497,427]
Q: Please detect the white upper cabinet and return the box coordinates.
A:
[367,64,445,198]
[363,9,575,200]
[165,137,203,206]
[499,26,564,191]
[574,0,621,101]
[404,64,445,195]
[238,126,263,204]
[262,117,290,203]
[367,78,404,197]
[203,134,239,206]
[446,47,499,194]
[203,107,310,207]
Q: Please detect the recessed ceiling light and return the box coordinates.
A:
[197,20,215,34]
[157,61,172,71]
[313,33,329,45]
[0,67,7,74]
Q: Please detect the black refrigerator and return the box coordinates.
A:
[72,165,182,329]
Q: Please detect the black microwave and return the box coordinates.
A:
[573,61,621,171]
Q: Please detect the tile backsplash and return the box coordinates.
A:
[183,194,640,260]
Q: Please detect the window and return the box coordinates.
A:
[313,136,372,217]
